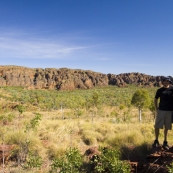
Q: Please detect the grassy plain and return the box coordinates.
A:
[1,85,171,172]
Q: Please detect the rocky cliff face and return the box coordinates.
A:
[0,66,167,90]
[108,73,163,88]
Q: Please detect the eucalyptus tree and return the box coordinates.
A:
[149,100,156,121]
[131,89,151,122]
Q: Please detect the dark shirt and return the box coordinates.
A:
[155,86,173,111]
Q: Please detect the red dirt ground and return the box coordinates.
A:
[129,146,173,173]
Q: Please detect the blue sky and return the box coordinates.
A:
[0,0,173,76]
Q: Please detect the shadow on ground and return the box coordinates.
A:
[121,143,173,173]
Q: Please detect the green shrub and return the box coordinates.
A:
[23,150,43,169]
[25,113,42,132]
[50,147,83,173]
[166,162,173,173]
[0,113,15,123]
[91,147,131,173]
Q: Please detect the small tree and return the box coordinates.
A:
[149,101,156,121]
[131,89,151,122]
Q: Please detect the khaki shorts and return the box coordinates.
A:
[154,110,172,130]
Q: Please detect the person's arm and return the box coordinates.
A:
[154,98,158,110]
[154,89,159,110]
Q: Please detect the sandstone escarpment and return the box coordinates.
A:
[0,66,168,90]
[108,72,163,88]
[0,66,108,90]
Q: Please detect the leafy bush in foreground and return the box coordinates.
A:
[50,147,131,173]
[50,147,83,173]
[91,147,131,173]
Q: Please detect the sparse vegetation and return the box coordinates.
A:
[0,85,163,172]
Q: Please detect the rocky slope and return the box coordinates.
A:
[129,146,173,173]
[0,65,168,90]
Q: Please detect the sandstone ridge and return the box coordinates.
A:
[0,66,167,90]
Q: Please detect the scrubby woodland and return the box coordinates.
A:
[0,85,173,173]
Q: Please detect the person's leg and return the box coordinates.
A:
[164,111,172,141]
[153,110,164,147]
[163,111,172,150]
[152,128,160,147]
[163,128,169,150]
[164,128,168,141]
[155,128,160,140]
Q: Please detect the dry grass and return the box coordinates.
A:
[1,108,156,149]
[1,107,173,172]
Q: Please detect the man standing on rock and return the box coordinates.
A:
[152,76,173,150]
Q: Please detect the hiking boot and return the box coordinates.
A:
[163,141,169,150]
[152,139,160,148]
